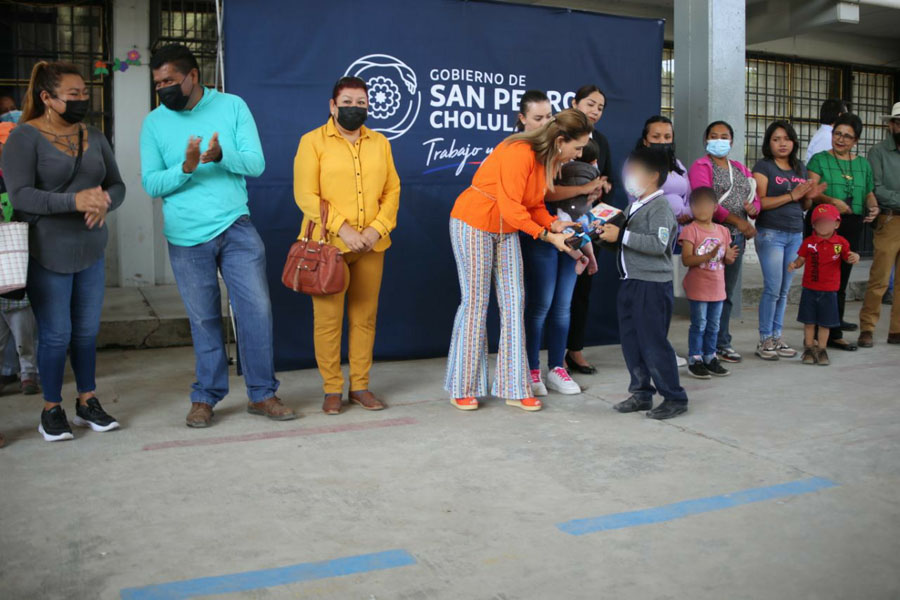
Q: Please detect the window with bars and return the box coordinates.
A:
[0,1,111,133]
[150,0,220,97]
[744,57,843,165]
[660,50,896,164]
[661,47,673,121]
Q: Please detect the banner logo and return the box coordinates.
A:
[345,54,421,140]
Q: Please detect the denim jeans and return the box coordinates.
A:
[755,227,802,340]
[27,257,105,403]
[168,216,279,406]
[521,233,579,369]
[717,231,745,349]
[688,300,724,363]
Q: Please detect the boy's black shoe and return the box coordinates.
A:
[687,362,711,379]
[38,405,74,442]
[646,400,687,420]
[704,358,730,377]
[73,397,120,432]
[613,395,652,413]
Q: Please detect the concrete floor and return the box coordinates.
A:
[1,300,899,600]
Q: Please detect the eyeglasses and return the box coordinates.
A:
[832,132,856,142]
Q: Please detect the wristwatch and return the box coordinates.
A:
[539,229,549,241]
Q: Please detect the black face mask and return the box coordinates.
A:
[893,131,900,146]
[158,76,193,111]
[648,142,674,154]
[54,98,89,124]
[336,106,367,131]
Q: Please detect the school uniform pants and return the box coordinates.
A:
[445,218,531,400]
[0,305,37,378]
[617,278,688,404]
[859,214,900,335]
[311,249,385,395]
[567,270,592,352]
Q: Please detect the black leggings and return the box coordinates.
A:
[567,270,591,352]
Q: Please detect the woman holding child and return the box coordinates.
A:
[517,92,598,398]
[445,109,593,412]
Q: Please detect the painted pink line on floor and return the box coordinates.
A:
[142,416,418,451]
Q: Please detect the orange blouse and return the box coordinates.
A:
[450,140,557,238]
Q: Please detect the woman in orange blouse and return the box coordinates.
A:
[294,76,400,415]
[445,109,593,411]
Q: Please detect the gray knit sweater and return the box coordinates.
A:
[616,193,677,282]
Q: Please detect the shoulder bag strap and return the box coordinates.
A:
[318,199,330,243]
[53,124,85,193]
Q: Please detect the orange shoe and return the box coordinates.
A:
[451,397,479,411]
[505,397,542,412]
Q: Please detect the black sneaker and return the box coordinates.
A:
[73,397,120,432]
[646,400,688,420]
[38,405,74,442]
[704,358,730,377]
[688,362,711,379]
[613,395,653,413]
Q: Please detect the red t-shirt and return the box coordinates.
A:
[797,233,850,292]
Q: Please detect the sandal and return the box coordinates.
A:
[505,397,542,412]
[451,397,479,411]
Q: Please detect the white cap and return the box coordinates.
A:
[882,102,900,122]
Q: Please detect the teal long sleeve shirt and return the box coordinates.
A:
[139,88,265,246]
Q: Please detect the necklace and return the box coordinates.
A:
[36,124,82,155]
[830,151,855,201]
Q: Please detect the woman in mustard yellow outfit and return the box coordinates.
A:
[293,76,400,415]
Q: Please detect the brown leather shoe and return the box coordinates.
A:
[186,402,214,428]
[858,331,874,348]
[349,390,385,411]
[888,333,900,344]
[322,394,343,415]
[247,396,298,421]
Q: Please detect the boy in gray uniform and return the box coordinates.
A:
[598,147,689,419]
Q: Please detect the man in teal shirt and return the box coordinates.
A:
[140,44,296,427]
[859,102,900,347]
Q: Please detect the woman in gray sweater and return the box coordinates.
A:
[1,62,125,442]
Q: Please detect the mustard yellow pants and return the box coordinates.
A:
[311,250,385,394]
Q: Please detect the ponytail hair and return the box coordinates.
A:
[503,108,593,191]
[20,61,84,123]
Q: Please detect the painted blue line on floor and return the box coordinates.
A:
[120,549,416,600]
[557,476,839,536]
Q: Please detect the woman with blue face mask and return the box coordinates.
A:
[688,121,761,364]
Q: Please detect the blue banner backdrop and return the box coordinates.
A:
[224,0,663,371]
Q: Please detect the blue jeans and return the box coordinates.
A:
[755,227,802,340]
[521,233,579,369]
[717,231,745,349]
[689,300,723,363]
[27,257,105,403]
[168,216,279,406]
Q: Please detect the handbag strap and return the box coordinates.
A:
[303,199,332,242]
[53,124,85,193]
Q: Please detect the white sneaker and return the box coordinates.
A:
[546,367,582,395]
[676,354,688,368]
[530,369,548,397]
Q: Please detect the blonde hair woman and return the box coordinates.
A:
[445,108,593,412]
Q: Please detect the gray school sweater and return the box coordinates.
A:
[615,192,677,282]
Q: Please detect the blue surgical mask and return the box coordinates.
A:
[706,139,731,158]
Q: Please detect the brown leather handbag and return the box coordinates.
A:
[282,200,346,295]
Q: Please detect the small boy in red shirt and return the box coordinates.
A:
[788,204,860,366]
